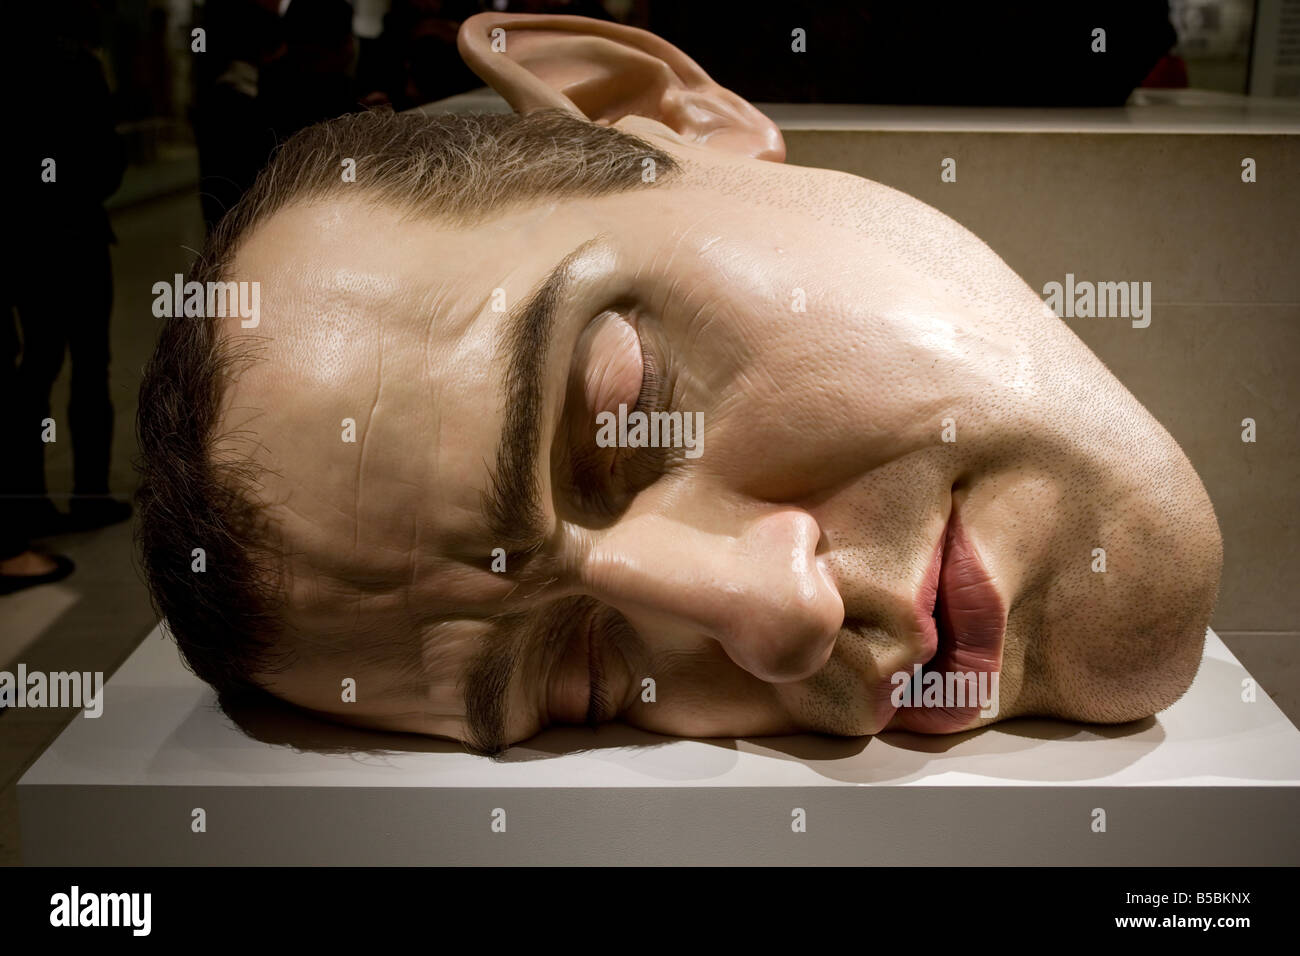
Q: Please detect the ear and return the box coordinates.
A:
[457,12,785,163]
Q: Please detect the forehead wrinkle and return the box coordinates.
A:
[221,270,434,583]
[353,295,385,555]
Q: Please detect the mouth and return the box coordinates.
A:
[891,499,1007,733]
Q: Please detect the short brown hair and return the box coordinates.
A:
[136,108,679,709]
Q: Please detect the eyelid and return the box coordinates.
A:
[542,599,613,728]
[583,608,644,727]
[581,311,645,416]
[543,601,642,730]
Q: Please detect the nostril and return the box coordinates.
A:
[728,638,831,685]
[719,609,839,684]
[815,525,833,557]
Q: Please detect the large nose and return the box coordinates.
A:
[578,497,844,683]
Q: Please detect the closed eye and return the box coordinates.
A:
[563,312,669,514]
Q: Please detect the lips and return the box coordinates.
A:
[890,503,1007,733]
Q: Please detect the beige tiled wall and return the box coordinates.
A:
[785,130,1299,637]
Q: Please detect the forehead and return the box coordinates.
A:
[217,197,576,612]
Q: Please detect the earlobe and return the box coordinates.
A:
[456,12,786,162]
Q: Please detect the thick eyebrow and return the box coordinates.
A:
[462,613,526,756]
[482,239,599,551]
[461,604,575,757]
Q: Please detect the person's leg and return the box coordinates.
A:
[10,246,69,530]
[0,299,74,592]
[0,301,32,556]
[66,239,129,528]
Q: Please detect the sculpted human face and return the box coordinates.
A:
[223,119,1220,752]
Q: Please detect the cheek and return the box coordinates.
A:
[583,315,644,414]
[619,655,802,738]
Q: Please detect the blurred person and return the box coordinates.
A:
[259,0,365,141]
[379,0,483,110]
[191,0,284,232]
[3,1,129,544]
[0,310,75,594]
